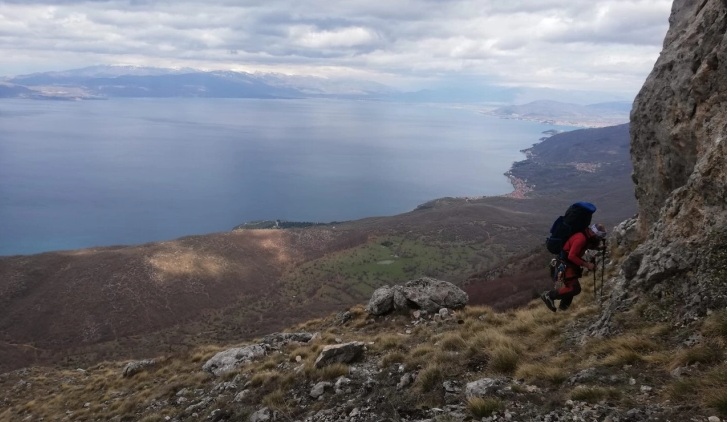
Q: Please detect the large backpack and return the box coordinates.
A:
[545,201,596,255]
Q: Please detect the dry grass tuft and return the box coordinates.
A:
[407,344,436,368]
[415,364,444,393]
[569,386,621,403]
[380,351,407,368]
[585,335,658,367]
[666,365,726,415]
[289,345,314,362]
[668,344,723,371]
[250,370,281,387]
[467,397,503,417]
[600,348,643,367]
[310,363,350,381]
[262,388,288,410]
[436,333,468,351]
[516,363,569,385]
[189,345,224,363]
[701,309,727,345]
[488,345,520,374]
[374,333,406,351]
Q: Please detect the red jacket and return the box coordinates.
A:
[564,231,590,266]
[562,230,596,278]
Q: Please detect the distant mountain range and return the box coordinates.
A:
[0,66,631,125]
[0,65,397,101]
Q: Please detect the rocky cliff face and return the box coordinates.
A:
[596,0,726,333]
[630,0,726,235]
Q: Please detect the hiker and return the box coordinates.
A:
[541,223,607,312]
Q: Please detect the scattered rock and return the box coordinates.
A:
[310,381,332,398]
[442,380,461,393]
[249,407,273,422]
[334,376,352,394]
[261,332,314,347]
[397,373,415,390]
[336,311,353,325]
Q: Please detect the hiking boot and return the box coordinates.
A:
[541,291,557,312]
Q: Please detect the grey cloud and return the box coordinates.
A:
[0,0,672,98]
[543,3,670,46]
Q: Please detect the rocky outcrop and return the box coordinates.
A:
[366,277,468,315]
[592,0,726,335]
[630,0,726,235]
[261,332,315,348]
[202,344,269,376]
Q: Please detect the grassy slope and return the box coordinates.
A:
[0,280,723,421]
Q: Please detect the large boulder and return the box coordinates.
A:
[366,277,468,315]
[202,344,268,376]
[366,285,394,315]
[314,342,365,368]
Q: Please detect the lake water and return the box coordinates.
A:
[0,98,568,256]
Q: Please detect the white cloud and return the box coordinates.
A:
[0,0,673,100]
[289,25,379,49]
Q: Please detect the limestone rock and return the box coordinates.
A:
[310,381,332,398]
[122,359,157,378]
[366,285,394,315]
[631,0,726,236]
[465,377,508,397]
[249,407,273,422]
[202,344,268,376]
[366,277,468,315]
[314,342,364,368]
[261,332,314,347]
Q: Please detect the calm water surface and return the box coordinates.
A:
[0,98,568,255]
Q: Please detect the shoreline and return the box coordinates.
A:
[498,129,555,199]
[502,174,534,199]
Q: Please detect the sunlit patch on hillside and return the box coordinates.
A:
[148,251,228,283]
[243,230,294,265]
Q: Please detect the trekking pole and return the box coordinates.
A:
[600,241,606,300]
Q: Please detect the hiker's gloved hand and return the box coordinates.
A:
[586,262,596,271]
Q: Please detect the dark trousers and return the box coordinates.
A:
[548,278,582,310]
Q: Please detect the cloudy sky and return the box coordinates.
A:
[1,0,673,101]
